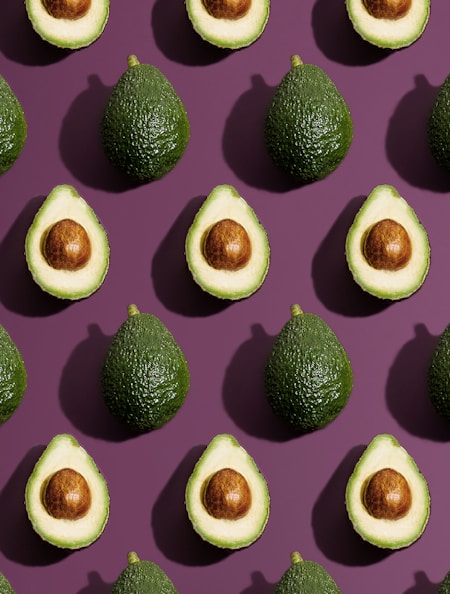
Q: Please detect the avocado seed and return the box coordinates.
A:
[363,0,411,19]
[42,0,91,19]
[363,218,412,271]
[203,219,252,271]
[203,468,252,520]
[42,468,92,520]
[363,467,412,520]
[202,0,251,19]
[43,218,92,271]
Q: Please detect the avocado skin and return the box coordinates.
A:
[0,75,27,175]
[112,552,178,594]
[101,55,190,183]
[264,305,352,433]
[438,571,450,594]
[428,75,450,172]
[264,55,352,183]
[427,324,450,421]
[0,324,27,424]
[0,572,15,594]
[275,552,342,594]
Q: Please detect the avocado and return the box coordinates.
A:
[0,323,27,424]
[185,433,270,549]
[345,433,430,549]
[438,571,450,594]
[346,0,430,49]
[264,304,353,433]
[185,0,270,49]
[25,0,109,49]
[25,184,110,300]
[101,304,190,432]
[345,184,430,300]
[0,571,15,594]
[25,433,110,549]
[275,551,342,594]
[101,54,190,183]
[0,74,27,175]
[264,54,353,183]
[428,74,450,172]
[185,184,270,300]
[111,551,178,594]
[427,323,450,421]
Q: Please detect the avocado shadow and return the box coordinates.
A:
[386,323,450,441]
[403,571,440,594]
[76,571,114,594]
[240,571,276,594]
[0,194,70,317]
[386,74,450,192]
[151,194,231,317]
[151,445,231,566]
[311,195,391,317]
[0,445,71,566]
[312,444,391,566]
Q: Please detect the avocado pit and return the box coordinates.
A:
[362,0,411,19]
[203,467,252,520]
[42,467,92,520]
[203,218,252,271]
[202,0,251,19]
[42,218,92,271]
[42,0,92,19]
[363,218,412,271]
[363,467,412,520]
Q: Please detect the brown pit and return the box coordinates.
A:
[362,218,412,271]
[363,467,412,520]
[203,468,252,520]
[42,218,92,271]
[203,219,252,271]
[202,0,251,19]
[42,468,92,520]
[42,0,91,19]
[362,0,411,19]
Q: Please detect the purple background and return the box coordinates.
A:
[1,1,450,592]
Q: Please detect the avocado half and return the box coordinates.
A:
[345,184,430,300]
[185,184,270,300]
[185,434,270,549]
[345,434,430,549]
[185,0,270,49]
[346,0,430,49]
[25,0,109,49]
[25,184,110,300]
[25,434,110,549]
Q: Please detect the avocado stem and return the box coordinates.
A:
[127,551,140,565]
[291,551,304,565]
[127,304,140,318]
[291,55,303,68]
[291,304,303,318]
[127,54,140,69]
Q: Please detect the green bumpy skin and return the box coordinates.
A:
[275,552,342,594]
[438,571,450,594]
[111,552,178,594]
[428,324,450,421]
[264,55,353,183]
[0,571,15,594]
[101,55,190,183]
[0,324,27,424]
[0,75,27,175]
[428,75,450,172]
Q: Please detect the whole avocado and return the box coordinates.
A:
[0,74,27,175]
[275,551,342,594]
[0,323,27,424]
[438,571,450,593]
[427,323,450,421]
[428,74,450,172]
[0,571,15,594]
[111,551,178,593]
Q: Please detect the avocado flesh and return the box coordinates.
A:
[185,434,270,549]
[25,184,110,300]
[112,552,178,594]
[25,434,110,549]
[185,184,270,300]
[275,551,342,594]
[0,324,27,424]
[346,0,429,49]
[345,434,430,550]
[25,0,109,49]
[345,184,430,300]
[186,0,270,49]
[0,75,27,175]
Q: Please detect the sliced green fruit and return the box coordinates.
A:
[0,324,27,424]
[101,54,190,183]
[428,74,450,172]
[264,304,353,433]
[25,433,110,549]
[346,0,430,49]
[185,433,270,549]
[345,184,430,300]
[264,54,353,183]
[101,304,190,432]
[185,184,270,300]
[275,551,342,594]
[185,0,270,49]
[427,323,450,421]
[25,0,109,49]
[0,74,27,175]
[25,184,110,300]
[111,551,178,594]
[345,433,430,549]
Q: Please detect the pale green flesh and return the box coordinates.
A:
[25,434,110,549]
[346,0,430,49]
[186,0,270,49]
[25,184,110,300]
[25,0,109,49]
[185,184,270,300]
[345,184,430,300]
[185,434,270,549]
[345,434,430,549]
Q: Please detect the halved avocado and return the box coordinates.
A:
[345,434,430,549]
[25,184,110,300]
[25,433,110,549]
[185,433,270,549]
[345,184,430,300]
[185,184,270,300]
[185,0,270,49]
[25,0,109,49]
[346,0,430,49]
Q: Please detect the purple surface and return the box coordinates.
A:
[1,1,450,592]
